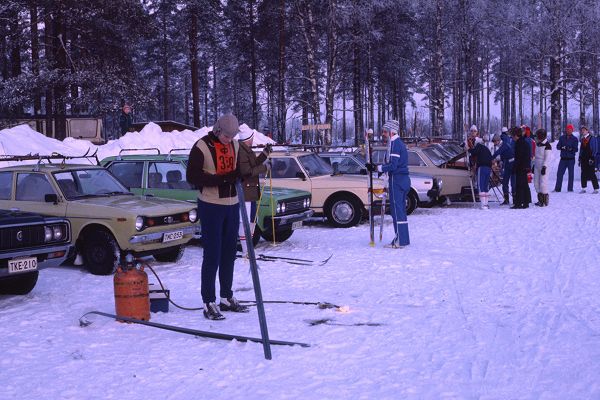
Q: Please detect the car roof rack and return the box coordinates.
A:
[167,148,190,161]
[116,147,161,160]
[0,148,99,170]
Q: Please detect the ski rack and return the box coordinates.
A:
[166,148,190,160]
[116,147,160,160]
[0,148,99,168]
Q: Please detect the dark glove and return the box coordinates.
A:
[221,170,239,184]
[264,143,273,154]
[365,163,377,172]
[541,166,546,175]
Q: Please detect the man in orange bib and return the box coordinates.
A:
[186,114,249,320]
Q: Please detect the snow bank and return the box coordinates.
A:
[0,122,274,165]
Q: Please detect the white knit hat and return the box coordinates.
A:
[470,125,478,132]
[238,129,254,141]
[382,120,400,134]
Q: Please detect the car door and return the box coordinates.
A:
[105,161,144,195]
[268,156,312,194]
[145,161,194,201]
[11,172,67,218]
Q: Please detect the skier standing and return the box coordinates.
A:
[469,137,494,209]
[578,126,599,194]
[511,127,532,209]
[366,120,410,248]
[492,133,515,205]
[554,124,579,192]
[533,129,552,206]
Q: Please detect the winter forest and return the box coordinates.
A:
[1,0,600,143]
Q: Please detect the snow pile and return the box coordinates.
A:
[0,122,274,165]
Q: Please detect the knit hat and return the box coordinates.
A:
[470,125,478,132]
[566,124,574,132]
[238,129,255,141]
[492,133,501,142]
[213,114,240,137]
[382,120,400,134]
[501,126,508,133]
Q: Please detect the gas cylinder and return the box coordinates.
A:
[113,255,150,321]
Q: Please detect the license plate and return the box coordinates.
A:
[163,230,184,243]
[292,221,303,230]
[8,257,38,274]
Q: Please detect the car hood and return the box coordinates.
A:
[72,195,195,215]
[0,209,47,224]
[262,187,311,199]
[309,174,385,189]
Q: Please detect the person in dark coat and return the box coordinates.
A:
[492,133,515,205]
[578,126,599,194]
[469,137,494,209]
[554,124,579,192]
[119,104,133,137]
[511,127,532,209]
[237,129,272,255]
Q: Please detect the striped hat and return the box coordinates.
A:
[382,120,400,134]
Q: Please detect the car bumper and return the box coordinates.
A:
[129,225,197,245]
[0,244,72,277]
[261,209,314,231]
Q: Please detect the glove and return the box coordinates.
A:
[264,143,273,154]
[365,163,377,172]
[541,166,546,175]
[221,170,239,184]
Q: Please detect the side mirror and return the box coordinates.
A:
[332,163,339,175]
[295,171,306,180]
[45,194,58,204]
[359,168,367,175]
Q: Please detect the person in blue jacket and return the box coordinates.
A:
[554,124,579,192]
[366,120,411,248]
[492,133,515,205]
[469,137,494,209]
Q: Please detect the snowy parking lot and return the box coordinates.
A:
[2,185,600,399]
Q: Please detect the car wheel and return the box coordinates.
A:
[236,228,261,251]
[325,194,363,228]
[406,190,418,215]
[261,227,293,243]
[154,245,184,263]
[83,230,119,275]
[0,271,39,295]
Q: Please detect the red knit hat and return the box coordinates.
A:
[566,124,574,132]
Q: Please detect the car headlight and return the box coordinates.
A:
[52,225,63,240]
[44,226,53,242]
[276,203,282,213]
[304,198,310,208]
[436,178,443,190]
[280,202,286,213]
[189,209,197,223]
[135,216,144,231]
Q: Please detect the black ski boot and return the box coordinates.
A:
[219,297,250,313]
[204,302,226,320]
[534,193,543,207]
[544,193,549,206]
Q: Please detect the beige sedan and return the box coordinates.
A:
[263,151,386,228]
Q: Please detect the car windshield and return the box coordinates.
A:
[298,154,333,177]
[421,147,448,167]
[54,169,131,200]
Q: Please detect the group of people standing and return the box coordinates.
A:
[468,123,600,210]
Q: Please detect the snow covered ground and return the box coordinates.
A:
[1,126,600,399]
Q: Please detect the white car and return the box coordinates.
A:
[319,151,443,213]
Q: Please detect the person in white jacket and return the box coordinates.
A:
[534,128,552,206]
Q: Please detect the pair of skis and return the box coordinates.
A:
[253,253,332,266]
[366,132,387,245]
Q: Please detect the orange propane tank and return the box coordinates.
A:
[114,260,150,321]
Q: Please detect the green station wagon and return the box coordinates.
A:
[0,155,199,275]
[101,149,314,244]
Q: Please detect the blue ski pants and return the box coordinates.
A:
[555,158,575,192]
[198,199,240,303]
[501,161,515,196]
[389,173,411,246]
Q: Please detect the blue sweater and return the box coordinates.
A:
[381,135,409,175]
[556,134,579,159]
